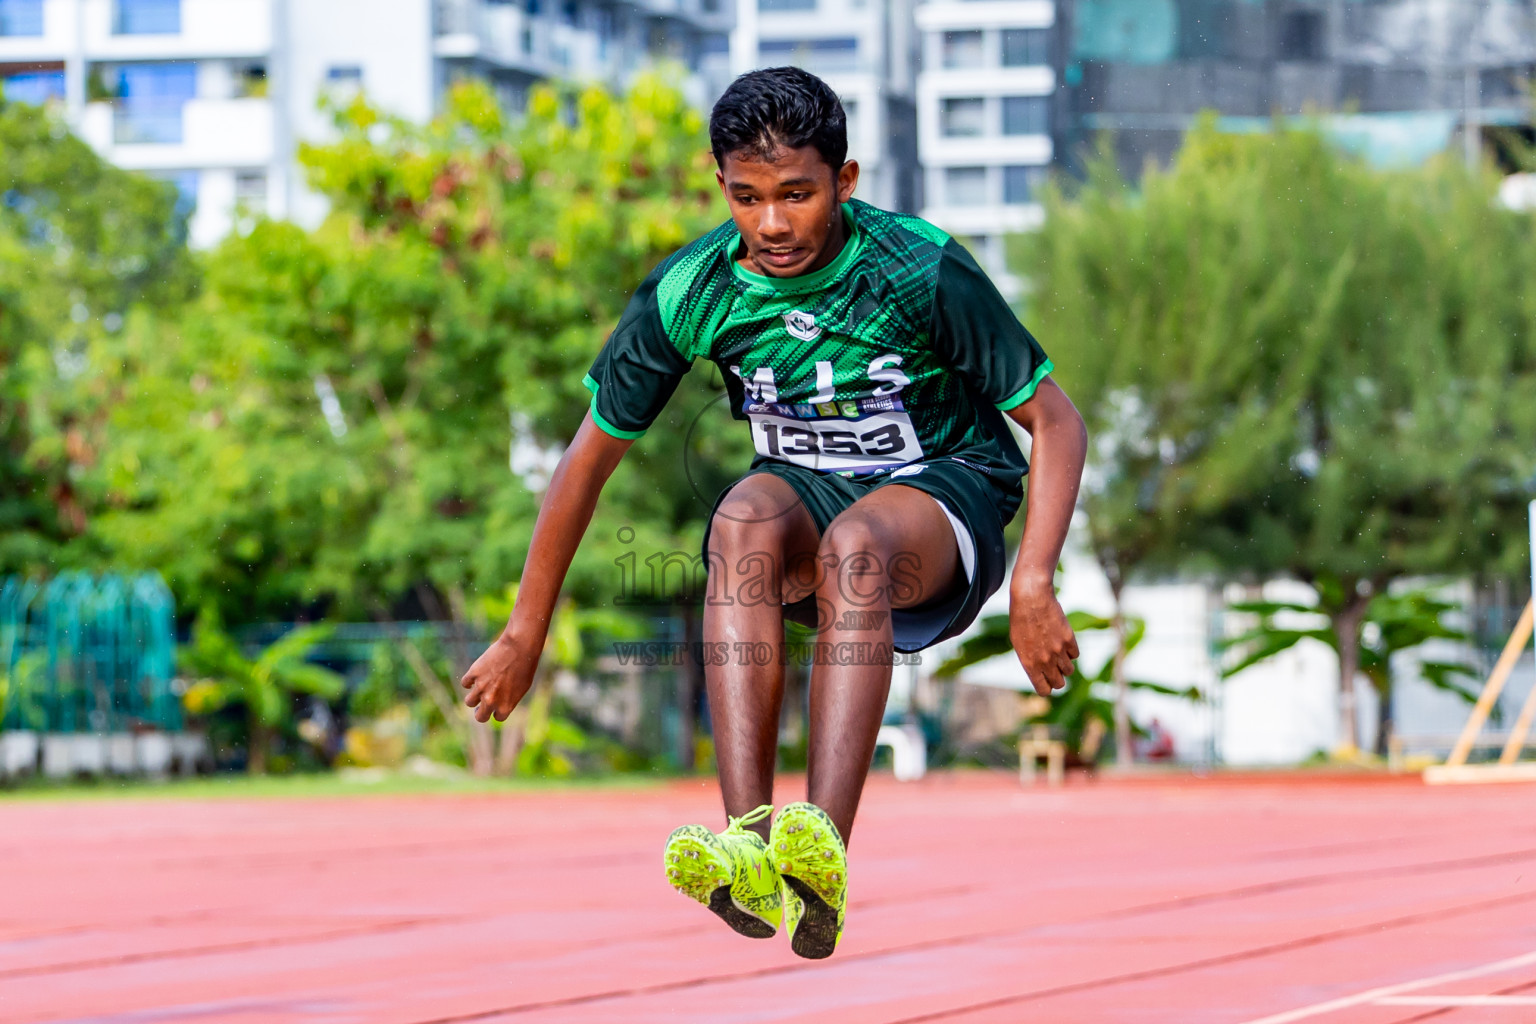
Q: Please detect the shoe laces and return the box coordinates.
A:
[723,804,773,836]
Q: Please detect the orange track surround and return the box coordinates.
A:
[3,771,1536,1023]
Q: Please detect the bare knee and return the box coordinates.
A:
[710,493,796,562]
[818,511,894,608]
[708,480,815,606]
[819,510,892,563]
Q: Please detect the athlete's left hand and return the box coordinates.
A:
[1007,576,1079,696]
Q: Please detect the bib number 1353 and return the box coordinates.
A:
[746,402,924,473]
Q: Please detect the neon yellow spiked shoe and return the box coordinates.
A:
[770,802,847,959]
[663,804,782,939]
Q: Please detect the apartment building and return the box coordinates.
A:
[733,0,921,212]
[436,0,734,120]
[1057,0,1536,178]
[0,0,731,246]
[914,0,1056,291]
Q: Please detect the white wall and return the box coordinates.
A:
[189,166,236,247]
[1216,579,1341,763]
[281,0,434,226]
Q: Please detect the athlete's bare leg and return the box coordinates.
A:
[806,485,962,846]
[704,474,821,840]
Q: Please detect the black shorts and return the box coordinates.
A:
[700,457,1020,653]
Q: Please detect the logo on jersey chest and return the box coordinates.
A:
[783,310,821,341]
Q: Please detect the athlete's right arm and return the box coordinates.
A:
[459,411,633,723]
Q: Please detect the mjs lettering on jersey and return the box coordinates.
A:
[730,349,922,474]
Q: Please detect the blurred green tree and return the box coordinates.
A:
[1024,117,1536,752]
[0,97,195,574]
[92,77,744,624]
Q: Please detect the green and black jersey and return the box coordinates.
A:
[583,199,1053,501]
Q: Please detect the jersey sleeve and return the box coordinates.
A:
[929,238,1053,411]
[582,264,693,439]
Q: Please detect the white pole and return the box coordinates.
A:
[1529,499,1535,613]
[729,0,759,78]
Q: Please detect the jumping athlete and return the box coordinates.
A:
[460,67,1087,960]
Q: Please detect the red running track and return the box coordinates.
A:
[3,772,1536,1023]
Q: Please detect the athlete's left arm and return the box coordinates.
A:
[1003,377,1088,697]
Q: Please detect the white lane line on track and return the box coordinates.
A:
[1235,948,1536,1024]
[1375,995,1536,1006]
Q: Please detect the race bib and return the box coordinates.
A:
[745,394,924,474]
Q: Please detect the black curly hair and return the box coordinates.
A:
[708,66,847,171]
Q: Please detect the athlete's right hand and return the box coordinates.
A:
[460,634,539,723]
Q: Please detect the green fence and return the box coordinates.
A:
[0,572,179,733]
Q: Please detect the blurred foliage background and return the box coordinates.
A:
[4,77,1536,774]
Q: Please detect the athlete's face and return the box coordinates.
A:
[717,145,860,278]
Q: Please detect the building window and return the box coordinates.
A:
[2,70,65,104]
[1279,11,1324,60]
[0,0,44,36]
[1003,164,1046,204]
[944,166,988,206]
[759,37,859,74]
[758,0,815,12]
[115,62,196,144]
[236,63,267,98]
[1001,95,1049,136]
[1001,28,1050,67]
[115,0,180,35]
[235,170,267,208]
[325,65,363,99]
[941,30,983,69]
[940,97,985,137]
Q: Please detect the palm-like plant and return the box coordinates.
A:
[1218,583,1480,756]
[935,611,1200,763]
[181,613,345,773]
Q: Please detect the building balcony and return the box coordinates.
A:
[917,65,1053,98]
[914,0,1052,32]
[634,0,730,28]
[921,203,1042,235]
[758,36,870,77]
[436,1,533,69]
[435,2,597,77]
[81,0,271,60]
[918,132,1051,166]
[79,95,271,169]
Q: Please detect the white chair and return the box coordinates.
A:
[1019,724,1066,786]
[172,733,210,775]
[0,731,38,777]
[875,722,927,781]
[42,734,73,778]
[135,731,174,776]
[107,733,137,774]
